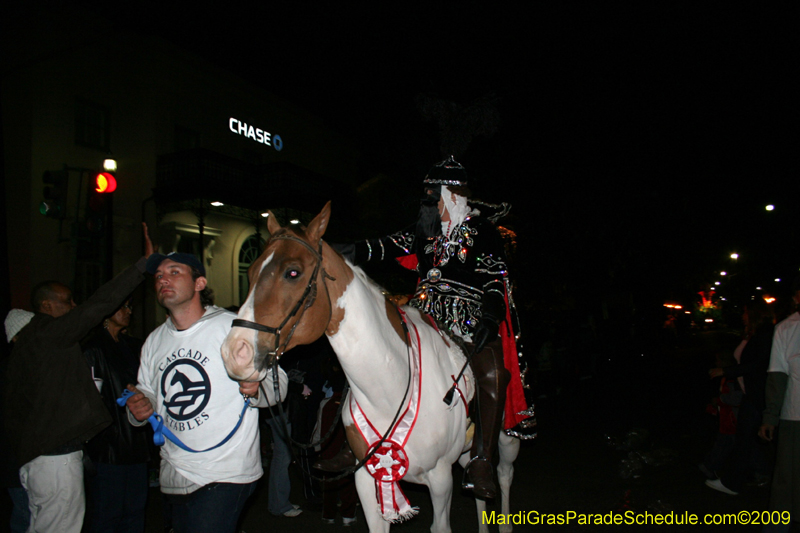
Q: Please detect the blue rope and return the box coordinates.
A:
[116,388,250,453]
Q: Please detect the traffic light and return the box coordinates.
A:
[86,171,116,233]
[93,172,117,193]
[39,170,69,219]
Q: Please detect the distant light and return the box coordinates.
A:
[775,278,781,282]
[720,271,727,276]
[705,318,714,323]
[764,296,776,304]
[290,219,300,225]
[756,286,762,290]
[715,281,720,286]
[103,158,117,172]
[211,201,224,207]
[730,253,739,260]
[766,205,775,211]
[685,311,691,314]
[260,212,270,218]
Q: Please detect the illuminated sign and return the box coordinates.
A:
[229,118,283,151]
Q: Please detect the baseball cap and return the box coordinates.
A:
[5,309,34,343]
[146,252,205,276]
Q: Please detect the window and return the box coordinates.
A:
[75,99,110,151]
[238,234,265,304]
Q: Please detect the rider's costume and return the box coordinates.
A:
[347,157,535,499]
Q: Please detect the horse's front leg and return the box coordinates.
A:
[476,498,489,533]
[497,431,521,533]
[354,468,391,533]
[424,460,455,533]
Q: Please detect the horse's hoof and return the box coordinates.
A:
[464,458,496,499]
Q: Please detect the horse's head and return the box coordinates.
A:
[221,201,336,381]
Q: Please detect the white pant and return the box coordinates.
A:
[19,451,85,533]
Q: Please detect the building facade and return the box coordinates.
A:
[2,7,360,334]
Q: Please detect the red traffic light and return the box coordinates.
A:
[95,172,117,193]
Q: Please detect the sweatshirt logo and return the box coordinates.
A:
[161,359,211,421]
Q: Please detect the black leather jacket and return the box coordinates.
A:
[83,330,150,465]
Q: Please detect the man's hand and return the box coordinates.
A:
[143,223,155,258]
[759,423,775,441]
[709,368,723,378]
[239,381,260,399]
[125,383,154,422]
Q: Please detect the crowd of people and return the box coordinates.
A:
[701,276,800,532]
[1,157,534,532]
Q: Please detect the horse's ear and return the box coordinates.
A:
[306,201,331,244]
[266,210,281,235]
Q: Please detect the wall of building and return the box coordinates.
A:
[2,7,359,335]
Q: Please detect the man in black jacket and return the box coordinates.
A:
[4,228,153,533]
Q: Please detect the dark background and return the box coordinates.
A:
[6,2,799,324]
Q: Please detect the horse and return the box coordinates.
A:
[221,201,519,533]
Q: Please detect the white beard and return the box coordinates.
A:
[440,186,471,238]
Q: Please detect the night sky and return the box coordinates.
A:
[14,3,800,313]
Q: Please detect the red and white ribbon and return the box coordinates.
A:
[350,309,422,522]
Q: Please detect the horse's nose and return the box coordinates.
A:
[224,337,256,380]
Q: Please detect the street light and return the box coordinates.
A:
[766,205,775,211]
[730,253,739,260]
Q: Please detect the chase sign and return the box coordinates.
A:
[229,118,283,151]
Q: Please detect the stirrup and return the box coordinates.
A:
[461,455,490,491]
[462,456,496,499]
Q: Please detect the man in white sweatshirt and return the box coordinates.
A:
[126,252,287,533]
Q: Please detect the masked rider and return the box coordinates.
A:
[335,156,521,499]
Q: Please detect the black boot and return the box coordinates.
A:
[463,338,509,500]
[313,441,356,472]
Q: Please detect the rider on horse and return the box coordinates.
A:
[331,156,532,500]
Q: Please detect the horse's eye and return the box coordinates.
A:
[284,269,300,280]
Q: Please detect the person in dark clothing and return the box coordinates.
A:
[706,300,774,495]
[315,352,357,526]
[3,309,34,533]
[699,351,743,479]
[282,337,328,507]
[83,298,151,532]
[3,225,153,533]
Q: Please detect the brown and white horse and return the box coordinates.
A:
[221,202,518,533]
